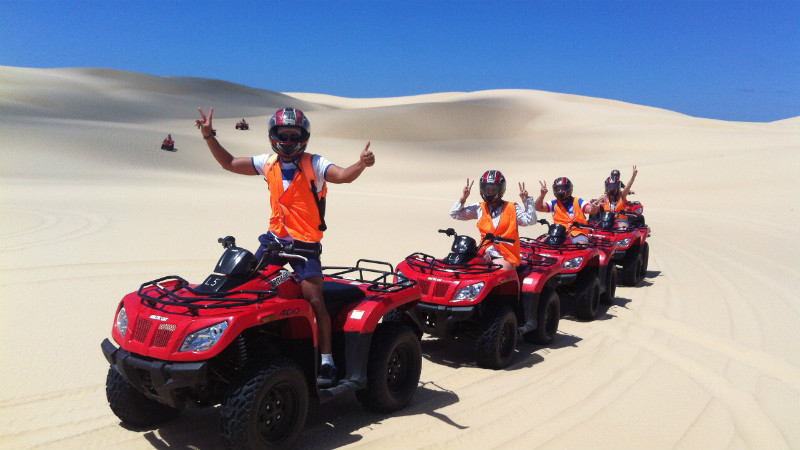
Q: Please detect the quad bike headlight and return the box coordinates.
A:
[115,307,128,337]
[616,238,632,249]
[454,282,484,301]
[562,256,584,270]
[180,321,229,353]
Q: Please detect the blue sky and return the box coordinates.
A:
[1,0,798,122]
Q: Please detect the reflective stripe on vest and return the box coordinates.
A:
[477,201,522,266]
[264,153,327,242]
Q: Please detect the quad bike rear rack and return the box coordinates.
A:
[322,259,417,293]
[137,276,277,314]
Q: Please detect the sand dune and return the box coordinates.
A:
[1,65,799,449]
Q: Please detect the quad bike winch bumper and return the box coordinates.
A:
[412,302,476,337]
[102,339,207,409]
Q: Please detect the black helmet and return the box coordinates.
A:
[611,169,621,178]
[479,170,506,205]
[268,107,311,158]
[598,211,616,230]
[545,223,568,245]
[552,177,573,201]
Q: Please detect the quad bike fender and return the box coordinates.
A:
[113,294,316,361]
[340,290,420,334]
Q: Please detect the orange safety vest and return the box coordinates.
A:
[553,198,589,237]
[477,201,522,266]
[603,197,628,221]
[264,153,327,242]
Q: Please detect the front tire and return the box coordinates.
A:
[574,272,601,321]
[220,358,309,450]
[475,304,518,369]
[106,367,180,427]
[523,289,560,344]
[356,322,422,413]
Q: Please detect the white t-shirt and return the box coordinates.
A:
[251,153,333,192]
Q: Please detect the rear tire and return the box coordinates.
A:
[356,322,422,413]
[600,265,617,305]
[382,308,423,340]
[220,358,309,450]
[574,272,601,321]
[106,367,180,428]
[523,289,560,344]
[641,242,650,278]
[475,304,518,369]
[620,245,644,286]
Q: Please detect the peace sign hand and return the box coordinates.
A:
[460,178,474,203]
[196,107,215,138]
[539,180,548,196]
[519,182,529,200]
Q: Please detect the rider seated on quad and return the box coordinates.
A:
[450,170,537,271]
[163,134,174,146]
[535,177,601,244]
[598,165,638,228]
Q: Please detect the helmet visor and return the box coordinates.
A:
[553,186,569,197]
[481,184,501,197]
[275,126,306,143]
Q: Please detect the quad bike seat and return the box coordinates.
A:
[322,281,366,318]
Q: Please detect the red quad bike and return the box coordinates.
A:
[586,211,651,287]
[391,228,562,370]
[160,139,176,152]
[101,236,422,450]
[521,219,617,319]
[236,120,249,130]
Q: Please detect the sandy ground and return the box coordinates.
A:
[1,65,799,449]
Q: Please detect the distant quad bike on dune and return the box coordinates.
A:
[392,228,562,370]
[586,211,651,287]
[235,120,249,130]
[160,139,176,152]
[101,236,422,450]
[521,219,617,319]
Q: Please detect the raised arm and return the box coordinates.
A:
[325,142,374,184]
[621,165,638,199]
[196,107,256,175]
[535,180,549,212]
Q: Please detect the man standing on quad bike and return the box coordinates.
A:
[598,165,638,227]
[450,170,537,271]
[196,106,375,386]
[535,177,602,244]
